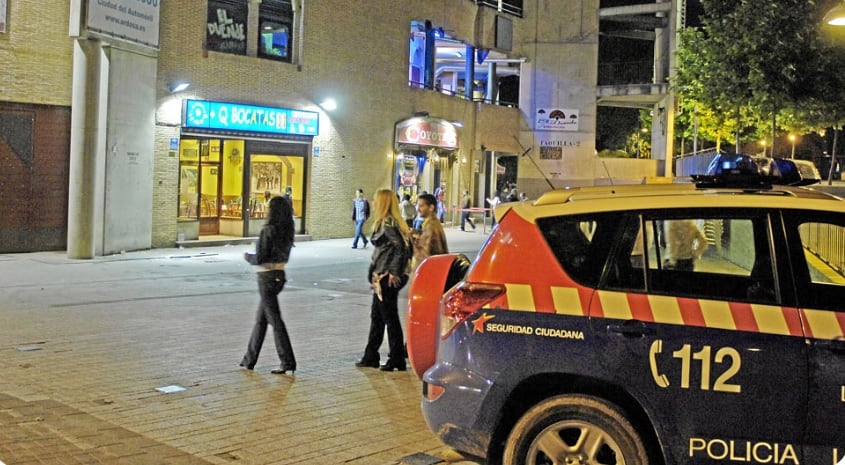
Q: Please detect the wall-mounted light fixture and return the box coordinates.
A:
[824,1,845,25]
[319,98,337,111]
[169,81,190,93]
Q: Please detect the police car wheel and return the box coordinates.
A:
[502,394,648,465]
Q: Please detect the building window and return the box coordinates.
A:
[258,0,294,62]
[477,0,523,18]
[408,21,522,107]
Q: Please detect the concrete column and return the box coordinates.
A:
[67,39,100,259]
[465,44,475,100]
[651,0,677,176]
[652,94,676,176]
[486,62,497,104]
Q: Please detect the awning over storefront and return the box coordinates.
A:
[394,115,460,151]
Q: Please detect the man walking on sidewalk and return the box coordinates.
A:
[460,190,476,231]
[352,188,370,249]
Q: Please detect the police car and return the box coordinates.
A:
[406,172,845,465]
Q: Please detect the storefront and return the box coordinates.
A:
[177,99,317,240]
[393,115,461,203]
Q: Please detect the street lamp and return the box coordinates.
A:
[759,139,767,156]
[789,134,796,159]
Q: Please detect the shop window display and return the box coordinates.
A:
[178,140,200,220]
[249,154,303,219]
[178,139,245,235]
[221,141,244,219]
[179,140,304,238]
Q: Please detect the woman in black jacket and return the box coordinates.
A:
[355,188,412,371]
[240,196,296,374]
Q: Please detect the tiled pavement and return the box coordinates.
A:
[0,228,488,465]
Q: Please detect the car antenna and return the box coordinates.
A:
[513,136,556,190]
[601,160,615,186]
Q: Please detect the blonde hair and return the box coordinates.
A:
[372,188,411,235]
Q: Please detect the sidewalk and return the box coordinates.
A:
[0,228,489,465]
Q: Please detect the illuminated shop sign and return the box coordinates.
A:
[184,99,319,136]
[395,116,459,149]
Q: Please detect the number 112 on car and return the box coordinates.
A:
[648,339,742,393]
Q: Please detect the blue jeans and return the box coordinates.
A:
[353,219,368,247]
[242,270,295,369]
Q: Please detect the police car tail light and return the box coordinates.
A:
[440,282,505,337]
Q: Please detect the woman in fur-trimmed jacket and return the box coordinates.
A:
[355,188,412,372]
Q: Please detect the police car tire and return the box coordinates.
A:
[502,394,648,465]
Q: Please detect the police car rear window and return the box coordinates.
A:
[537,212,621,287]
[604,210,779,305]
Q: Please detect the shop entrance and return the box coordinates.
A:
[246,152,305,236]
[177,137,308,240]
[394,149,452,199]
[393,115,461,222]
[178,139,244,237]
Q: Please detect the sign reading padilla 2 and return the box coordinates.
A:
[184,100,319,137]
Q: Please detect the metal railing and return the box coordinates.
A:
[476,0,524,17]
[801,223,845,281]
[673,148,720,177]
[408,80,519,108]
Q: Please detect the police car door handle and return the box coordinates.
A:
[607,320,653,338]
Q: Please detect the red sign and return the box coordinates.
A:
[395,117,460,149]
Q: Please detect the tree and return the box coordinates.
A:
[674,0,845,155]
[596,106,639,152]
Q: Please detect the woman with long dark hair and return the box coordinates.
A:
[355,188,412,371]
[240,196,297,375]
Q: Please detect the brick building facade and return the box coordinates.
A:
[2,0,606,253]
[0,1,74,252]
